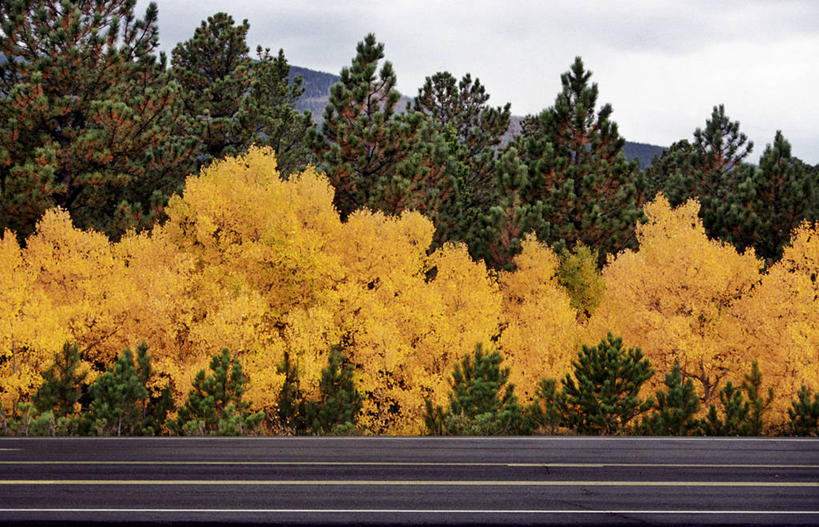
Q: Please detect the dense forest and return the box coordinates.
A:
[1,1,817,436]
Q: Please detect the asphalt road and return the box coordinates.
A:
[0,437,817,525]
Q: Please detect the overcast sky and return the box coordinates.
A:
[139,0,819,164]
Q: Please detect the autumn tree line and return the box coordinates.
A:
[1,1,818,436]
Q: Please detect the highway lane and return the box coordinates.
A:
[0,437,817,525]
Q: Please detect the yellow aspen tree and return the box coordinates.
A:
[23,208,130,370]
[731,222,819,424]
[497,234,582,401]
[422,243,502,408]
[164,146,343,316]
[588,195,762,404]
[0,230,67,412]
[162,147,347,413]
[329,209,438,433]
[108,227,199,396]
[324,210,504,434]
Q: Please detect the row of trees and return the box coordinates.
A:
[6,334,818,436]
[426,336,819,437]
[0,2,310,240]
[2,147,817,434]
[4,343,263,436]
[3,1,817,269]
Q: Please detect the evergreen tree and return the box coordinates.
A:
[0,0,195,239]
[86,347,148,436]
[246,47,315,176]
[638,365,701,436]
[310,33,433,219]
[742,361,773,436]
[561,333,654,435]
[413,72,510,251]
[643,106,814,262]
[471,148,546,269]
[526,378,565,435]
[33,342,86,419]
[649,105,753,206]
[787,385,819,437]
[701,381,751,436]
[424,343,529,435]
[725,132,816,261]
[171,13,253,167]
[304,346,362,435]
[171,349,263,436]
[276,351,308,433]
[414,72,510,160]
[496,57,645,266]
[85,343,172,436]
[700,361,773,436]
[171,15,314,175]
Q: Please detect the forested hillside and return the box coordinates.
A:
[1,2,817,437]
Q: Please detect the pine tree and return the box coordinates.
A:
[649,105,753,203]
[700,361,773,436]
[724,132,816,262]
[305,346,362,435]
[413,72,510,251]
[86,347,148,436]
[787,386,819,436]
[414,72,510,159]
[471,148,546,269]
[310,33,426,219]
[171,349,263,436]
[638,365,701,436]
[701,381,751,436]
[0,0,195,239]
[526,378,565,434]
[424,343,529,435]
[276,351,308,433]
[171,13,253,167]
[501,57,645,265]
[561,333,654,435]
[643,105,814,262]
[33,342,86,419]
[245,47,315,176]
[742,361,773,436]
[83,343,172,436]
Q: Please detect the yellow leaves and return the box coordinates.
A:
[498,235,580,400]
[730,221,819,421]
[0,230,66,411]
[589,195,764,407]
[3,148,813,434]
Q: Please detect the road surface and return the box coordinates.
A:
[0,436,817,525]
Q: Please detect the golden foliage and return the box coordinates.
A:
[0,230,66,412]
[2,150,813,433]
[730,221,819,422]
[497,234,580,401]
[588,195,763,405]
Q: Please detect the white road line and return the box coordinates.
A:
[1,508,818,515]
[0,460,816,468]
[0,479,816,486]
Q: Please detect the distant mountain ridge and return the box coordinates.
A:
[289,65,665,169]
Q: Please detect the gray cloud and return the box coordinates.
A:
[139,0,819,163]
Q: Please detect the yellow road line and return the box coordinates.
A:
[0,480,816,487]
[0,461,816,468]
